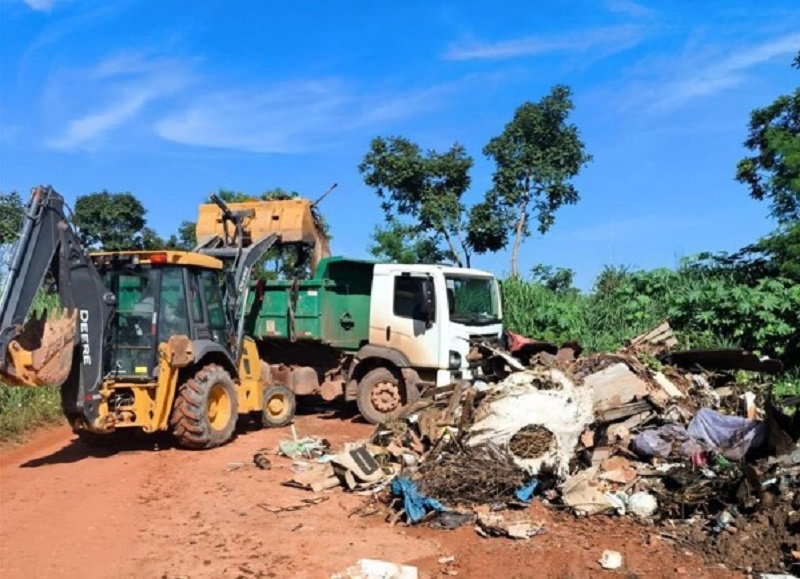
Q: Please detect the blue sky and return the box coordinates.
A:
[1,0,798,288]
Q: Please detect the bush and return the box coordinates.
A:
[503,259,800,370]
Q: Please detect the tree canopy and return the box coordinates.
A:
[474,85,592,276]
[0,191,24,246]
[72,190,158,251]
[359,136,482,267]
[735,52,800,223]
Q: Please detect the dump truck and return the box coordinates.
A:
[195,201,505,424]
[0,186,330,448]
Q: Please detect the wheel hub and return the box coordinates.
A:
[207,384,232,431]
[267,394,287,418]
[370,381,401,413]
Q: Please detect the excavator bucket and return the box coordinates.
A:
[195,197,331,270]
[3,308,77,387]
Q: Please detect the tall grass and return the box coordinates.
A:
[502,262,800,367]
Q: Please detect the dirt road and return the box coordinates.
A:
[1,411,739,579]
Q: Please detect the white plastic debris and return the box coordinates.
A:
[627,491,658,518]
[331,559,418,579]
[599,550,623,570]
[468,369,593,478]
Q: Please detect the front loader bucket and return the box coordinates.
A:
[195,197,331,270]
[3,308,77,387]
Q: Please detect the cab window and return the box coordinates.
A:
[394,276,429,320]
[158,268,189,342]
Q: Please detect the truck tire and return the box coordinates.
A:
[170,364,238,449]
[262,384,296,428]
[357,367,408,425]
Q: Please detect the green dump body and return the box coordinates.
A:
[244,257,375,351]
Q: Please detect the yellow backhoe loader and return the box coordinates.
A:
[0,186,329,448]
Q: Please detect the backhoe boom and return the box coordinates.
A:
[0,186,114,427]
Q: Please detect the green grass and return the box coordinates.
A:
[0,385,63,441]
[774,370,800,398]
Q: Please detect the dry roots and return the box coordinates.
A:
[414,442,527,506]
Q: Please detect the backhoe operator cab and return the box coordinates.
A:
[0,187,295,450]
[86,251,273,448]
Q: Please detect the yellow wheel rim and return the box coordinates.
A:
[267,393,289,420]
[207,384,232,431]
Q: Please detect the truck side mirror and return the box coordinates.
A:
[417,278,435,327]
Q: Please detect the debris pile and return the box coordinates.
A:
[365,322,799,574]
[256,321,798,574]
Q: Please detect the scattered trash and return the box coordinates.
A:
[257,496,329,513]
[474,506,545,540]
[253,449,272,470]
[331,559,418,579]
[390,477,447,524]
[627,491,658,518]
[279,436,329,459]
[468,369,593,478]
[686,408,766,460]
[271,319,794,573]
[599,550,623,570]
[514,479,540,503]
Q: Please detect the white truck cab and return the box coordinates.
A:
[369,264,503,387]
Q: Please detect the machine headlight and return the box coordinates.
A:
[448,350,462,370]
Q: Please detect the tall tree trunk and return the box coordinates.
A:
[511,198,529,277]
[454,222,471,268]
[441,229,463,267]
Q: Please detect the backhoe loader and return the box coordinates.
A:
[0,185,329,448]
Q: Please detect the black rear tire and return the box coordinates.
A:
[262,384,296,428]
[170,364,238,449]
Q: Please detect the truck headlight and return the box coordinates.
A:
[448,351,462,370]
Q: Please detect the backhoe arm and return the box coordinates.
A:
[0,186,114,426]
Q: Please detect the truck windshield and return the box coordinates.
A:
[445,275,500,325]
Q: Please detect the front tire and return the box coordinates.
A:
[170,364,238,449]
[261,384,296,428]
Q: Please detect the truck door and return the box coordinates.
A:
[373,272,441,369]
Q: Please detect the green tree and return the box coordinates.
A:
[359,136,478,267]
[0,191,24,245]
[475,85,592,276]
[72,191,149,251]
[368,222,448,264]
[735,52,800,223]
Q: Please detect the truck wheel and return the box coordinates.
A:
[357,367,407,425]
[262,384,296,428]
[170,364,238,449]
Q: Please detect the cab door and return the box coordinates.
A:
[370,271,441,368]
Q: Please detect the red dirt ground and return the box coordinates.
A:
[0,411,742,579]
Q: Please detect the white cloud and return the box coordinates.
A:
[605,0,654,18]
[444,25,642,61]
[155,80,457,154]
[23,0,53,11]
[640,32,800,111]
[44,51,463,154]
[45,53,193,150]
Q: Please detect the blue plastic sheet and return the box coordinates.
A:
[514,479,540,503]
[390,477,447,523]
